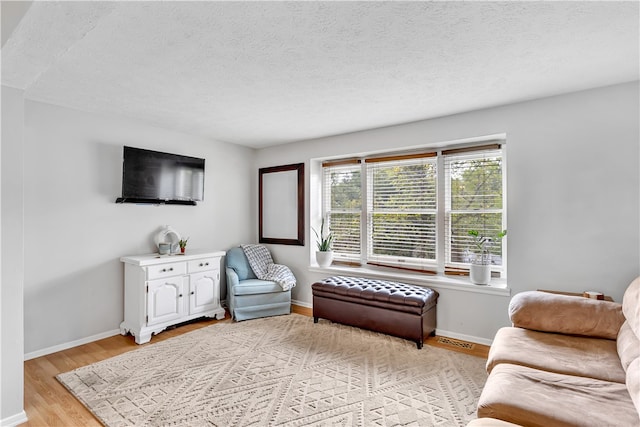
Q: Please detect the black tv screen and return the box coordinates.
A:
[116,146,205,205]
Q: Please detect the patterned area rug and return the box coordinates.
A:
[57,314,487,426]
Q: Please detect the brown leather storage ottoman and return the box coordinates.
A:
[312,276,439,349]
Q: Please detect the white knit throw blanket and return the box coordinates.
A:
[241,244,297,291]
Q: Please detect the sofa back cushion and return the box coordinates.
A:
[225,247,257,281]
[509,291,624,340]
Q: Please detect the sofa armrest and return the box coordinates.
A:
[509,291,625,340]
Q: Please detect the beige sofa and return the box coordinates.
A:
[474,277,640,427]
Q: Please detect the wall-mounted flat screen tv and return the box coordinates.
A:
[116,146,205,205]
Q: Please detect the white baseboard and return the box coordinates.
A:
[435,329,493,347]
[291,299,312,309]
[0,410,27,427]
[297,299,492,346]
[24,329,121,361]
[21,324,490,362]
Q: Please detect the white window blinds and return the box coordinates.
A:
[365,153,437,270]
[319,142,506,275]
[444,145,505,272]
[322,160,362,262]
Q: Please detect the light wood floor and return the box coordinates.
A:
[21,306,489,426]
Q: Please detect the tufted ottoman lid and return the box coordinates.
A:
[312,276,438,314]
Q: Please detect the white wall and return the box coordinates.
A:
[1,86,27,425]
[256,81,640,343]
[22,100,256,356]
[6,80,638,372]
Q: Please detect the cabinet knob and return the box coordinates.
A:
[190,291,195,295]
[178,294,183,298]
[205,262,209,266]
[169,267,174,271]
[199,263,203,267]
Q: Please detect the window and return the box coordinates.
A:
[366,153,437,270]
[321,143,506,276]
[322,160,362,263]
[444,146,504,272]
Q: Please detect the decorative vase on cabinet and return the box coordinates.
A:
[155,225,181,254]
[120,249,226,344]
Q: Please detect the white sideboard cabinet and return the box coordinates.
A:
[120,250,226,344]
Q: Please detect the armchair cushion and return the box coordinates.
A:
[508,291,624,340]
[231,279,283,296]
[225,247,257,281]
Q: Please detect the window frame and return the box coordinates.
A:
[321,160,363,265]
[319,141,506,277]
[365,154,438,272]
[443,146,506,275]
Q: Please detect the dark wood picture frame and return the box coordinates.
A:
[259,163,305,246]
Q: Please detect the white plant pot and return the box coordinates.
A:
[316,251,334,267]
[470,264,491,285]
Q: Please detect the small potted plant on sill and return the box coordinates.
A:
[313,217,334,267]
[178,237,189,254]
[468,229,506,285]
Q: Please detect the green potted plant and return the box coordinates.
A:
[313,217,334,267]
[468,229,506,284]
[178,237,189,254]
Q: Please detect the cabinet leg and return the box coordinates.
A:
[135,332,152,345]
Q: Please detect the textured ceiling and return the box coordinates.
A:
[2,1,638,148]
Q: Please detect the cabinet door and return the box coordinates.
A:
[189,270,220,315]
[147,277,186,326]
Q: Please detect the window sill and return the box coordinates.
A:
[308,264,511,297]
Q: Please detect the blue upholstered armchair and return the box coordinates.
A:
[225,247,292,321]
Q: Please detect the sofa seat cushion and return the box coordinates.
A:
[487,327,626,383]
[477,363,638,427]
[230,279,283,296]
